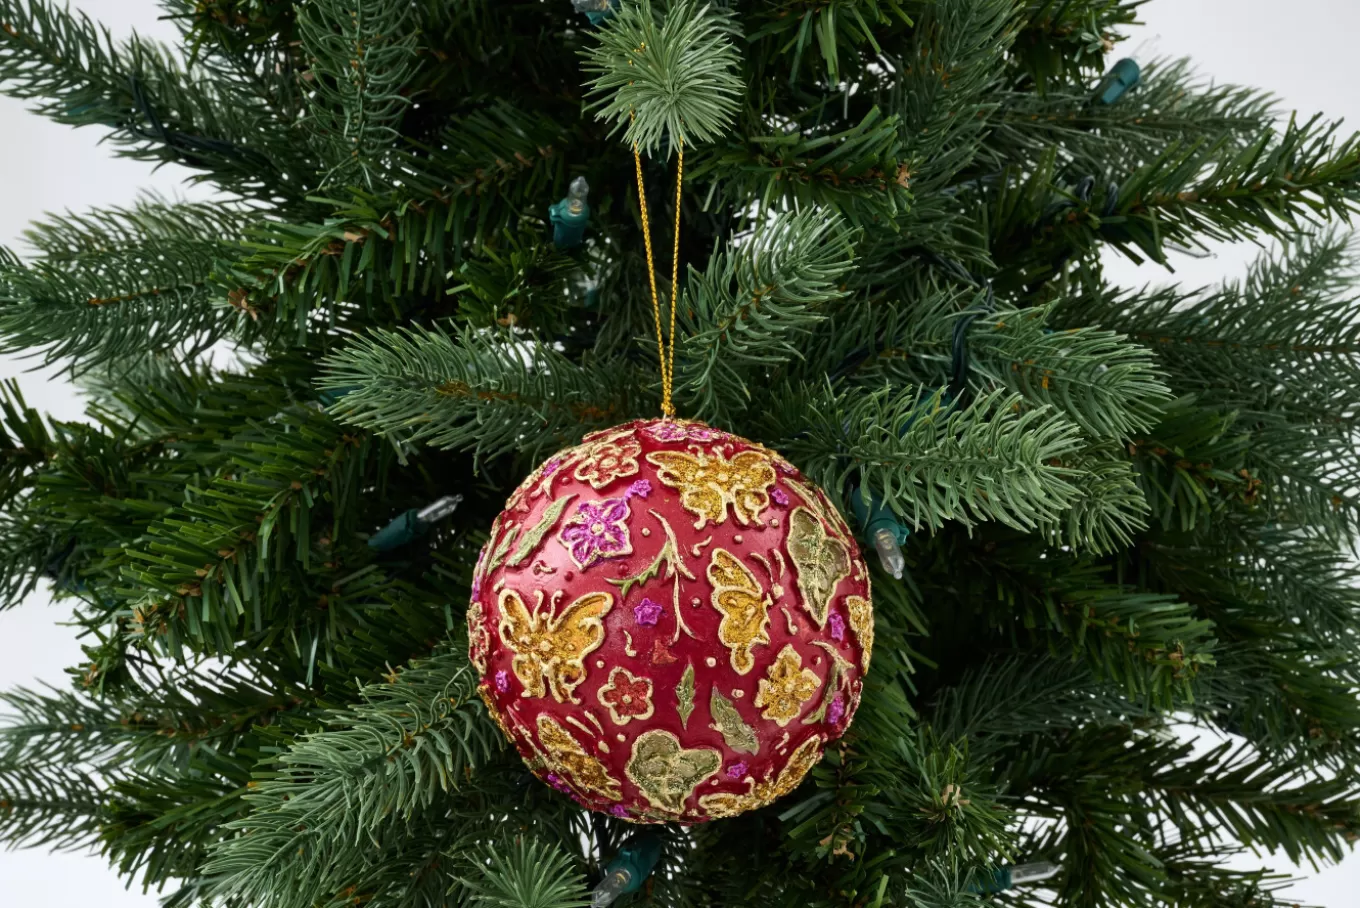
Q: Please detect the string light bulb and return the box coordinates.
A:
[850,485,908,579]
[572,0,618,25]
[973,861,1062,894]
[368,495,464,552]
[549,176,592,248]
[591,833,662,907]
[1093,58,1141,105]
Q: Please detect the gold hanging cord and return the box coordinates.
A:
[632,137,684,419]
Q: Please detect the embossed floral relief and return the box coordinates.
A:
[647,448,777,528]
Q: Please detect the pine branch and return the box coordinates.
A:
[297,0,419,189]
[320,326,645,464]
[453,837,591,908]
[582,0,743,156]
[676,209,857,422]
[205,645,500,908]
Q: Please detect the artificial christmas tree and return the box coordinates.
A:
[0,0,1358,906]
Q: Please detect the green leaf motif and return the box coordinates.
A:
[483,521,518,577]
[709,686,758,754]
[507,494,576,567]
[676,663,696,729]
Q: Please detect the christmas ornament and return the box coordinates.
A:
[468,418,874,823]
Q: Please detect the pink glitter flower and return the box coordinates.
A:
[542,458,563,476]
[625,479,652,500]
[726,761,749,780]
[559,497,632,569]
[545,772,572,794]
[771,487,790,507]
[828,612,846,642]
[633,598,663,626]
[610,804,631,818]
[494,670,509,693]
[827,693,846,726]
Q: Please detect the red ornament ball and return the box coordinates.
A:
[468,419,873,824]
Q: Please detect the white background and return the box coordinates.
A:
[0,0,1357,904]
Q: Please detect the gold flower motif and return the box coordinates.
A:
[596,666,656,726]
[625,729,721,815]
[698,736,823,818]
[755,644,821,727]
[707,548,772,675]
[787,507,851,628]
[537,714,623,802]
[497,588,613,703]
[844,594,874,672]
[646,448,777,528]
[574,437,642,490]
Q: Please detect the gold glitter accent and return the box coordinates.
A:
[466,601,489,674]
[733,688,745,699]
[536,715,622,802]
[477,684,515,744]
[625,730,721,815]
[691,535,713,557]
[497,588,613,703]
[781,605,798,635]
[707,548,773,675]
[566,715,598,738]
[641,527,652,537]
[624,630,638,657]
[845,594,874,672]
[698,736,823,818]
[597,666,656,725]
[647,448,777,528]
[705,657,717,668]
[755,645,821,727]
[574,436,642,490]
[734,534,743,543]
[787,507,851,628]
[532,560,558,576]
[609,510,697,642]
[617,733,626,742]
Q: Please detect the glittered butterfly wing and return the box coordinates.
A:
[541,591,614,702]
[496,589,548,698]
[646,450,726,528]
[707,549,772,675]
[787,507,851,627]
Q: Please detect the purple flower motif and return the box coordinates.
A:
[542,457,563,476]
[625,479,653,500]
[827,693,846,726]
[771,487,790,507]
[558,497,633,569]
[545,772,572,794]
[634,598,664,626]
[828,612,846,643]
[610,804,631,818]
[494,670,509,693]
[644,421,717,443]
[726,761,749,780]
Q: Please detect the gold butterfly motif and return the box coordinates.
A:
[625,729,721,815]
[497,588,613,703]
[707,548,773,675]
[698,735,824,819]
[787,506,851,628]
[646,448,777,529]
[536,715,623,802]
